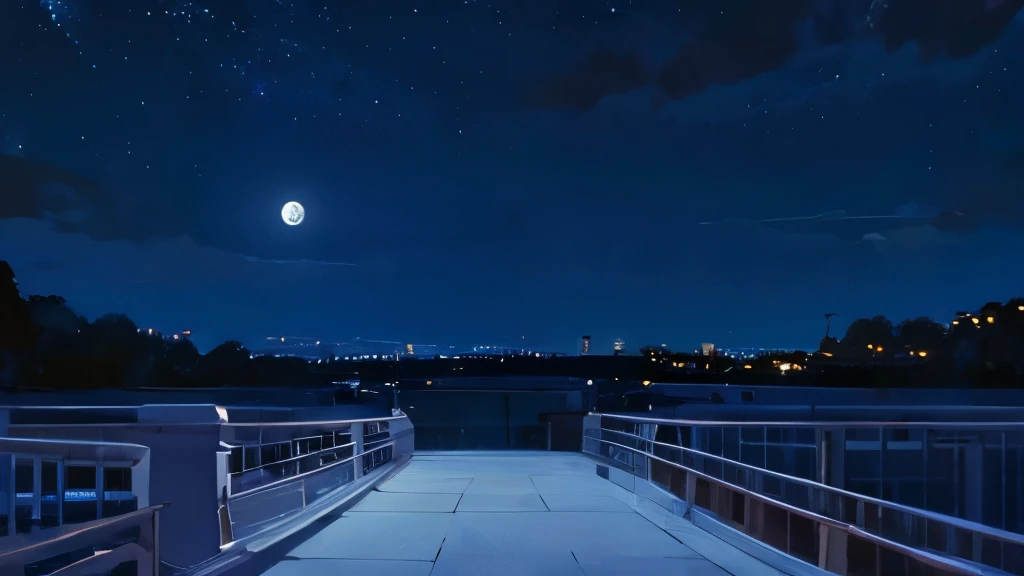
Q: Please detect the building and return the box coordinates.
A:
[581,335,591,356]
[253,336,329,360]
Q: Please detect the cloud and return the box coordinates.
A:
[1,154,363,269]
[1,153,176,243]
[0,218,358,292]
[0,218,367,350]
[243,256,358,267]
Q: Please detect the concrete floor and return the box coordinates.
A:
[261,452,784,576]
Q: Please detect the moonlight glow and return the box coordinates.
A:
[281,201,305,226]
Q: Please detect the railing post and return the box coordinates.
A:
[218,487,233,547]
[738,426,744,465]
[152,506,162,576]
[5,454,14,536]
[56,459,64,526]
[818,524,849,574]
[829,429,846,490]
[685,471,696,512]
[743,492,751,533]
[31,457,42,528]
[352,422,365,480]
[95,463,105,521]
[816,428,826,485]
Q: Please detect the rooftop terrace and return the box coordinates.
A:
[2,403,1023,576]
[261,451,779,576]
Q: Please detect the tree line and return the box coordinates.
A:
[743,302,1024,387]
[0,262,322,389]
[3,260,1023,389]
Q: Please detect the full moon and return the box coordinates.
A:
[281,201,305,226]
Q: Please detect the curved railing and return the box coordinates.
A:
[603,414,1024,536]
[586,414,1024,576]
[0,436,156,575]
[0,437,150,462]
[4,406,416,575]
[0,504,166,576]
[214,415,413,549]
[0,437,151,537]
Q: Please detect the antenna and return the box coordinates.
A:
[824,313,838,339]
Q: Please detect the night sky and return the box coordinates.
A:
[3,0,1024,353]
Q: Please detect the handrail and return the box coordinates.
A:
[229,441,392,500]
[220,415,407,428]
[0,437,149,464]
[8,415,409,429]
[587,436,1002,576]
[600,412,1024,430]
[226,421,401,497]
[229,441,357,475]
[598,426,1024,547]
[0,503,166,567]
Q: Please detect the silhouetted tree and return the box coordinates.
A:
[27,295,88,388]
[80,313,154,388]
[6,261,1024,390]
[251,355,311,387]
[838,315,894,360]
[202,340,252,387]
[894,317,947,354]
[818,336,840,355]
[155,338,202,386]
[0,262,41,386]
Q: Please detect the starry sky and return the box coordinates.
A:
[2,0,1024,353]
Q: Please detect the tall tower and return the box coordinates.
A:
[581,335,591,356]
[613,339,625,355]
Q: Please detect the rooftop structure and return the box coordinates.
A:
[1,401,1022,576]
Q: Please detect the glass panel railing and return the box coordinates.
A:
[221,416,412,544]
[612,415,1024,536]
[0,437,159,576]
[586,414,1024,576]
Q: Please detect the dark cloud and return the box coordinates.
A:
[0,154,358,268]
[527,0,1024,113]
[701,209,980,244]
[1,153,165,243]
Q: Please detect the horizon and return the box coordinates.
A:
[5,259,1008,356]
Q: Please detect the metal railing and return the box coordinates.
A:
[218,416,410,543]
[0,437,155,576]
[611,415,1024,534]
[2,408,415,574]
[0,503,165,576]
[586,414,1024,576]
[0,437,151,538]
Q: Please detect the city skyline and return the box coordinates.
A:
[2,256,1003,356]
